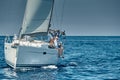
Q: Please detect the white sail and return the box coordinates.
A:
[20,0,54,37]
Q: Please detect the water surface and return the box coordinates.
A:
[0,36,120,80]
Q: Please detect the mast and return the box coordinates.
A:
[19,0,28,38]
[48,0,55,30]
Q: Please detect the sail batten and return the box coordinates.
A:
[20,0,54,37]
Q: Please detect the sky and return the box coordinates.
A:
[0,0,120,36]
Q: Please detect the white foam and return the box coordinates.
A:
[68,62,78,66]
[42,65,57,69]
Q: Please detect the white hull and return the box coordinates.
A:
[4,42,58,69]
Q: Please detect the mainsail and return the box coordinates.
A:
[20,0,54,37]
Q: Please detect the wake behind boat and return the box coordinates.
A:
[4,0,66,69]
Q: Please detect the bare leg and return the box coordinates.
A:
[58,48,61,58]
[58,47,64,58]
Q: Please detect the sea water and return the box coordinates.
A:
[0,36,120,80]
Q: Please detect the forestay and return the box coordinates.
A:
[20,0,54,37]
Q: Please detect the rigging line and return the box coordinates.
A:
[53,1,59,29]
[60,0,66,29]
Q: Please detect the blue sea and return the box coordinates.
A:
[0,36,120,80]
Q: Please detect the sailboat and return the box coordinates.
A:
[4,0,65,69]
